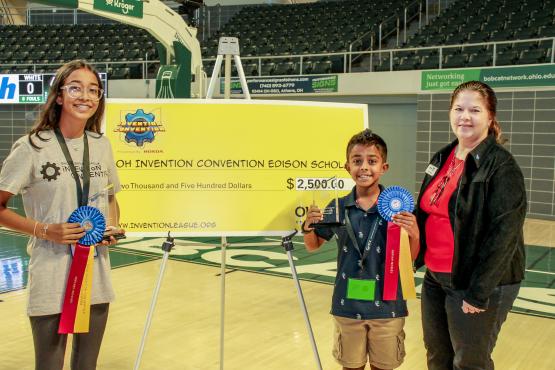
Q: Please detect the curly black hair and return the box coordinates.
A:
[345,129,388,162]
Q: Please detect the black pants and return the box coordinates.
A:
[29,303,109,370]
[421,271,519,370]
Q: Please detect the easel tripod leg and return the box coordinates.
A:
[220,236,227,370]
[286,250,323,370]
[134,235,175,370]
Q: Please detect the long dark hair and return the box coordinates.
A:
[28,60,105,149]
[450,80,505,143]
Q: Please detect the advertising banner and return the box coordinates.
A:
[421,64,555,90]
[93,0,143,18]
[221,75,338,95]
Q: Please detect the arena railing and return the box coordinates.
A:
[348,0,424,71]
[203,36,555,77]
[0,59,160,79]
[2,37,552,80]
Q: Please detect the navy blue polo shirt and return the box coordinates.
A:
[315,187,408,320]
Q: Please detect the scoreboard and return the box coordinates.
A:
[19,74,47,103]
[0,73,107,104]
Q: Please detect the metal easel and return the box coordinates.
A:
[206,37,321,369]
[205,36,251,370]
[134,37,322,369]
[134,37,249,369]
[206,36,251,100]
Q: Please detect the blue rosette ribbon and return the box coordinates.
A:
[67,206,106,246]
[377,186,415,222]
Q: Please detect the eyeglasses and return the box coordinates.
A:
[60,84,104,101]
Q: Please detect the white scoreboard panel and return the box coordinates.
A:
[0,73,107,104]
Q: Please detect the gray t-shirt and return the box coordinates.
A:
[0,130,121,316]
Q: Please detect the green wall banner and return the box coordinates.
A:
[221,75,338,95]
[421,65,555,90]
[421,69,481,90]
[93,0,143,18]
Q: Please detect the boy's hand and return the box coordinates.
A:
[391,211,419,240]
[303,204,323,232]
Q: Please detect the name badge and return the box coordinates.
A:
[346,278,376,301]
[425,164,438,176]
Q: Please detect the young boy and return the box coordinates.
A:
[302,129,419,370]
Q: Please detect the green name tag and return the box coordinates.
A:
[346,278,376,301]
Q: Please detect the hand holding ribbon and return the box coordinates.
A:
[39,222,86,245]
[391,211,419,240]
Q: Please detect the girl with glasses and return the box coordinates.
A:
[0,60,123,370]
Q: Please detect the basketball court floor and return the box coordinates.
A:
[1,218,554,369]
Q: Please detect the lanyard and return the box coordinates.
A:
[54,128,90,207]
[344,208,380,271]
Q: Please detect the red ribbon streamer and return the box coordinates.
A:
[58,243,90,334]
[383,222,401,301]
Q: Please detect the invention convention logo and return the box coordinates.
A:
[114,109,165,147]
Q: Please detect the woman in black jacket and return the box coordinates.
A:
[415,81,526,370]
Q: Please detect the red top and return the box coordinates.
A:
[420,148,465,272]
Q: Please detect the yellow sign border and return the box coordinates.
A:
[105,99,368,237]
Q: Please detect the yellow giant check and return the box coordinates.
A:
[105,99,367,236]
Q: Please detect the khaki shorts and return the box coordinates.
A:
[332,315,406,369]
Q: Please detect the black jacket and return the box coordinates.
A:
[415,135,527,309]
